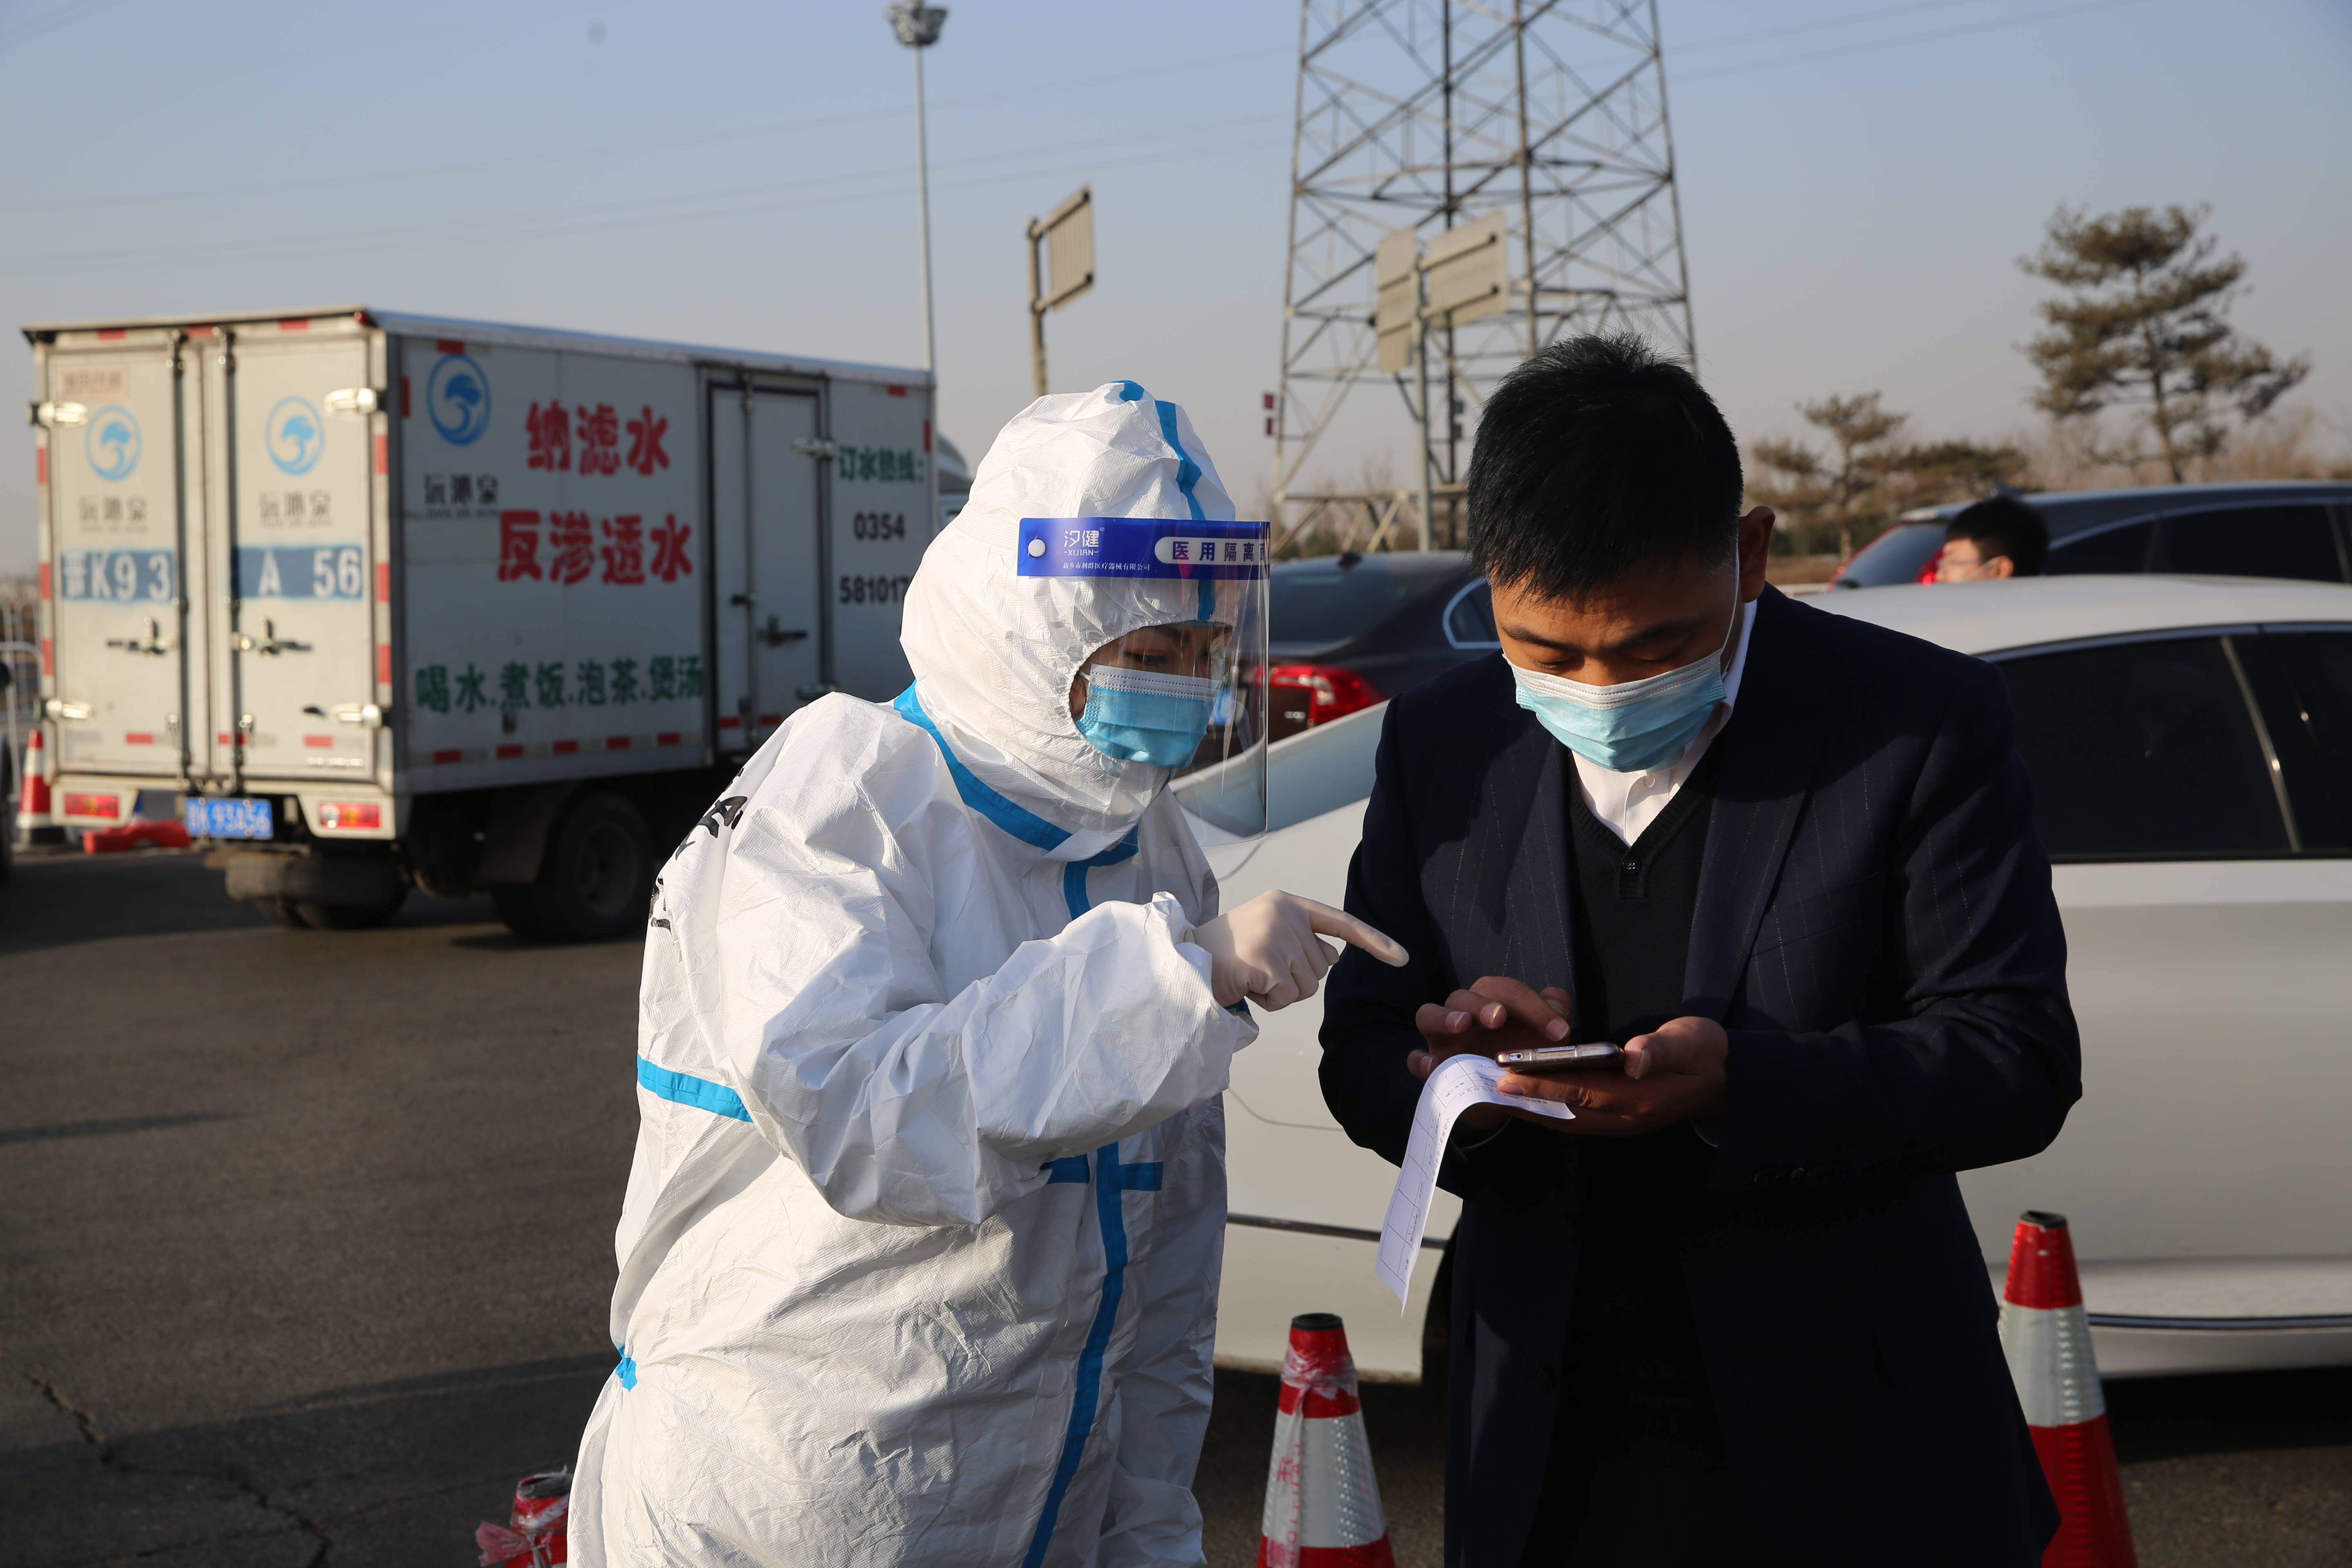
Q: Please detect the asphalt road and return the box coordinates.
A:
[3,848,2348,1566]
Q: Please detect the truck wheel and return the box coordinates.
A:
[296,886,409,930]
[490,884,558,941]
[508,791,653,942]
[254,895,314,930]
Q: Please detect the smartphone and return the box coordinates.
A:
[1494,1043,1623,1072]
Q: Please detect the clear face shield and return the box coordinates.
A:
[1020,517,1271,866]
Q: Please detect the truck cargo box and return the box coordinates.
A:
[26,306,935,934]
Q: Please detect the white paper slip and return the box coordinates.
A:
[1375,1053,1574,1309]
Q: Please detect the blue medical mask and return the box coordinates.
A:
[1509,597,1740,773]
[1076,664,1216,767]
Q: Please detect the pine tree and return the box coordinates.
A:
[2020,205,2308,483]
[1750,394,2022,556]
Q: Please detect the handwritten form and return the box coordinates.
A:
[1376,1053,1574,1308]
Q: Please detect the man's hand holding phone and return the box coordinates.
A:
[1408,976,1730,1136]
[1408,977,1574,1132]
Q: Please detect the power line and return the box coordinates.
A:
[0,0,134,54]
[1677,0,2158,82]
[9,123,1291,275]
[0,42,1293,218]
[1675,0,2026,57]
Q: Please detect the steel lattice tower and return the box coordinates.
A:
[1273,0,1696,552]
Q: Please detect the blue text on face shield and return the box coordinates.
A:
[1076,665,1215,766]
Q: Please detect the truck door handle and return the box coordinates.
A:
[232,619,311,655]
[760,617,810,646]
[106,617,172,656]
[305,702,386,728]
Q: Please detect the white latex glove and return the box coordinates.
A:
[1190,891,1409,1011]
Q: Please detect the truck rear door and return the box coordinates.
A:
[710,384,824,748]
[223,324,378,785]
[42,334,189,782]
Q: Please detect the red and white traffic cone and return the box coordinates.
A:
[474,1468,568,1566]
[2000,1211,2138,1568]
[16,725,62,845]
[1257,1312,1395,1568]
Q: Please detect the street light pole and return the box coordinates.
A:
[885,4,948,380]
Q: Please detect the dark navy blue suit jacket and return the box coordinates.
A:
[1319,586,2077,1565]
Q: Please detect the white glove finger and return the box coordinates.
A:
[1254,975,1304,1011]
[1290,897,1410,967]
[1285,950,1322,1003]
[1308,936,1341,979]
[1234,958,1282,1000]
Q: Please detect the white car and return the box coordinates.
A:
[1189,575,2352,1382]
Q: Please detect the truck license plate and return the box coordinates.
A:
[187,797,274,840]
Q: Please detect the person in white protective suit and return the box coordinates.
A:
[571,381,1405,1568]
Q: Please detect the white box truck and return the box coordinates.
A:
[25,307,936,936]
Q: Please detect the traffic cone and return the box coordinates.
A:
[1257,1313,1395,1568]
[475,1467,568,1566]
[2000,1211,2138,1568]
[16,726,62,844]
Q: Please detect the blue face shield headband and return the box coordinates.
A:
[1509,582,1741,774]
[1017,515,1269,770]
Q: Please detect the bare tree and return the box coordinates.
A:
[2020,204,2308,483]
[1750,394,2022,556]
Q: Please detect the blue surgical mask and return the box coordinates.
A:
[1076,664,1216,766]
[1509,598,1740,773]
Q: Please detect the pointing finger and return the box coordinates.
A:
[1292,897,1410,967]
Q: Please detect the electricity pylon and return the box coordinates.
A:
[1272,0,1696,554]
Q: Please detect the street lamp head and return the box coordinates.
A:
[885,3,947,47]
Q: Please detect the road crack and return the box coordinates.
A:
[26,1369,333,1567]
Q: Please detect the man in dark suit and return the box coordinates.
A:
[1318,336,2079,1565]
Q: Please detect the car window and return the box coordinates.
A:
[2266,631,2352,846]
[2152,505,2345,582]
[1445,579,1497,646]
[1270,560,1456,647]
[1996,635,2289,858]
[2043,519,2155,575]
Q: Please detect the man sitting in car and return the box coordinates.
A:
[1936,495,2050,581]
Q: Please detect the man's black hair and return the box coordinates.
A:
[1464,333,1743,598]
[1944,496,2049,576]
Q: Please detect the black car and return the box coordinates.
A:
[1266,550,1497,739]
[1833,481,2352,588]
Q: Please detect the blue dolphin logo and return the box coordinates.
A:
[426,353,491,445]
[266,396,325,475]
[85,405,141,481]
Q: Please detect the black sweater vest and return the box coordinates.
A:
[1547,745,1728,1475]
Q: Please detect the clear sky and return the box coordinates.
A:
[4,0,2348,574]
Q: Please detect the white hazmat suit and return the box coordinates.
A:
[573,384,1265,1567]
